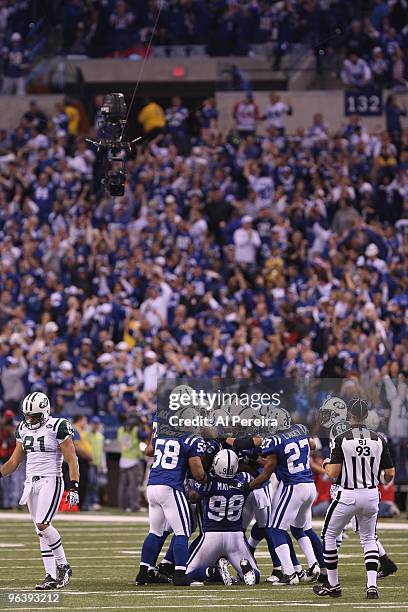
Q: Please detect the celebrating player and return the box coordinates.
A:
[135,422,207,587]
[314,398,395,600]
[0,392,79,590]
[186,449,260,585]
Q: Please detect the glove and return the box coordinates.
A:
[66,480,79,508]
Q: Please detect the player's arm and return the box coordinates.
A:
[0,441,25,477]
[60,437,80,483]
[379,437,395,483]
[323,435,343,480]
[226,435,262,450]
[188,456,206,482]
[249,454,277,489]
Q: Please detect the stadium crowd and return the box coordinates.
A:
[0,90,404,424]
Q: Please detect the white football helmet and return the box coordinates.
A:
[212,449,238,479]
[319,396,347,429]
[268,407,291,432]
[22,392,51,430]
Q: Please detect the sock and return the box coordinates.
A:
[323,547,338,586]
[248,524,265,550]
[141,532,165,567]
[41,526,67,566]
[264,530,281,568]
[269,527,295,575]
[376,537,386,558]
[186,566,208,581]
[364,546,379,587]
[305,528,325,569]
[39,536,56,579]
[290,527,317,568]
[173,535,189,570]
[163,533,175,564]
[286,532,300,567]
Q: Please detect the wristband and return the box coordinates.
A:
[70,480,79,491]
[233,436,255,451]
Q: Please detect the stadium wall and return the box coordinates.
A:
[216,90,408,134]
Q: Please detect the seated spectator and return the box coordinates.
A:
[341,52,372,88]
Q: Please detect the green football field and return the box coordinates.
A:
[0,512,407,612]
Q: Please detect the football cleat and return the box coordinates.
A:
[35,574,58,590]
[366,586,379,599]
[378,556,398,579]
[56,564,72,589]
[317,572,328,583]
[240,559,256,586]
[135,566,149,586]
[303,562,320,583]
[313,582,342,598]
[147,568,172,584]
[273,572,299,586]
[217,558,233,586]
[297,569,306,582]
[157,562,174,579]
[266,569,283,584]
[173,569,203,587]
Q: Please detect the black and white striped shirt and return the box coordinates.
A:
[330,427,393,490]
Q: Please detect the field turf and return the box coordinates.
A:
[0,512,406,612]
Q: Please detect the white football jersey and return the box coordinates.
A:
[16,417,75,477]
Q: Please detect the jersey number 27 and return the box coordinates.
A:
[284,439,310,474]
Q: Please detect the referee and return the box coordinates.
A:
[314,398,395,600]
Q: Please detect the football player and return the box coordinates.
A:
[135,420,207,587]
[186,449,260,585]
[0,392,79,590]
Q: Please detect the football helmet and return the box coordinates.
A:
[319,396,347,429]
[268,407,291,432]
[22,392,51,430]
[212,449,238,479]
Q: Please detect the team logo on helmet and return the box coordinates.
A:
[319,396,347,429]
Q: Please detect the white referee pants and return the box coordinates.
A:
[187,531,259,578]
[147,485,191,537]
[322,488,380,585]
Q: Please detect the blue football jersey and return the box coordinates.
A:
[148,434,206,492]
[194,472,252,532]
[261,427,313,485]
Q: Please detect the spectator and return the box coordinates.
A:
[385,94,407,142]
[1,32,29,95]
[198,97,219,142]
[143,351,166,393]
[390,46,408,90]
[72,414,93,511]
[108,0,136,56]
[86,416,106,510]
[117,414,146,512]
[1,354,27,411]
[262,92,292,134]
[137,98,165,138]
[165,96,189,155]
[341,52,372,88]
[233,215,261,266]
[0,409,24,509]
[233,92,259,138]
[370,47,390,88]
